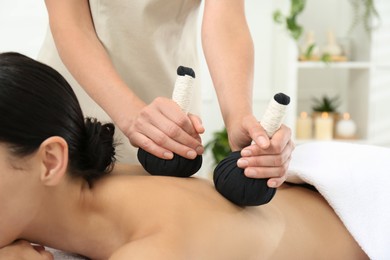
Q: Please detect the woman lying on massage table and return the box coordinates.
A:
[0,52,368,260]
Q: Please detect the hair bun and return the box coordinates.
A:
[80,117,116,180]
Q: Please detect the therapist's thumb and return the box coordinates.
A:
[247,120,270,149]
[188,114,205,135]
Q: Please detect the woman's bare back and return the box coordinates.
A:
[93,166,367,259]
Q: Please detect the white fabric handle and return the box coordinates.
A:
[260,98,288,137]
[172,74,194,114]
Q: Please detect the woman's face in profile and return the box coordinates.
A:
[0,144,43,247]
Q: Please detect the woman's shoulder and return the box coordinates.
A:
[111,163,149,176]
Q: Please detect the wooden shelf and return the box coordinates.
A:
[271,0,390,146]
[294,138,369,145]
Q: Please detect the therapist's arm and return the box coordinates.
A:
[202,0,293,186]
[44,0,203,160]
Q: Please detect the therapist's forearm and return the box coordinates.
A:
[45,0,144,133]
[202,0,254,131]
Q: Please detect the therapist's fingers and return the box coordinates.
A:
[130,122,202,160]
[149,98,203,155]
[241,142,294,187]
[228,115,264,152]
[237,126,294,187]
[266,167,289,188]
[238,154,291,188]
[238,145,292,174]
[242,116,271,149]
[128,97,203,159]
[188,113,205,135]
[0,240,53,260]
[154,98,200,138]
[130,131,173,159]
[241,124,292,156]
[238,141,293,168]
[237,150,291,177]
[238,136,294,170]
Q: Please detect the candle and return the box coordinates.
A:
[315,112,334,140]
[296,112,313,139]
[336,113,357,138]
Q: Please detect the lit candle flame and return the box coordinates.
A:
[343,112,350,120]
[300,111,308,118]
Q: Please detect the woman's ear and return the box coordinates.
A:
[38,136,69,186]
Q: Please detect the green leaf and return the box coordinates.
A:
[311,95,341,112]
[320,53,332,64]
[290,0,306,15]
[273,0,306,41]
[273,10,284,24]
[305,43,316,58]
[204,128,231,165]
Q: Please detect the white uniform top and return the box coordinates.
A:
[38,0,202,163]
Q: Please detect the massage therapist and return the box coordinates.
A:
[38,0,294,186]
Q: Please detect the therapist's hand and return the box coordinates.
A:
[0,240,53,260]
[127,97,205,160]
[228,115,294,188]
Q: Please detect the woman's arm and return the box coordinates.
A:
[202,0,293,186]
[109,236,182,260]
[0,240,53,260]
[44,0,203,160]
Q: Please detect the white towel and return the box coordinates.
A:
[47,248,87,260]
[287,141,390,260]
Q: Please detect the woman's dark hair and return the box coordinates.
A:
[0,52,116,183]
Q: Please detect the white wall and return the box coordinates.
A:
[0,0,48,58]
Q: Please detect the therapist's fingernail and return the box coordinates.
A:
[241,149,251,157]
[257,136,268,148]
[244,168,256,178]
[237,159,249,168]
[164,152,173,159]
[269,181,277,188]
[196,145,204,154]
[187,150,197,159]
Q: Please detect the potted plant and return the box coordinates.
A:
[311,95,341,113]
[311,95,341,134]
[204,127,231,166]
